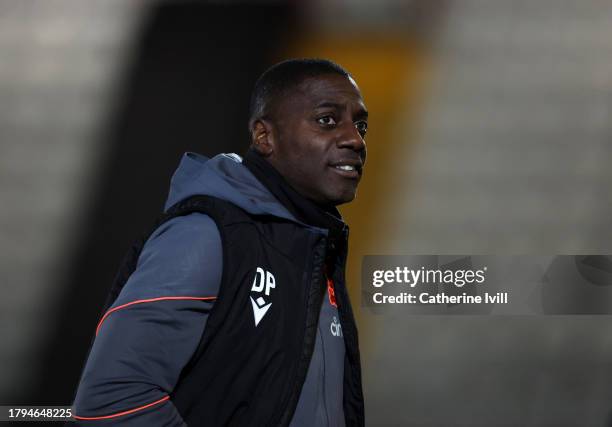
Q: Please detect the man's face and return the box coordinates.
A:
[265,74,368,206]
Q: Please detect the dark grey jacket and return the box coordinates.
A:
[72,153,347,426]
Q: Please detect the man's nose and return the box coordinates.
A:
[337,122,366,152]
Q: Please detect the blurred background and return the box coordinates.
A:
[2,0,612,425]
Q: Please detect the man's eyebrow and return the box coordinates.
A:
[356,108,368,120]
[314,101,369,119]
[314,101,345,110]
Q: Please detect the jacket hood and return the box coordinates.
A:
[164,152,297,222]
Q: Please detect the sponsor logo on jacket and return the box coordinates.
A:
[330,316,343,337]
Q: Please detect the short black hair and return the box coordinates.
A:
[248,58,352,130]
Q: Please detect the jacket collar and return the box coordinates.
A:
[242,148,348,268]
[242,148,346,233]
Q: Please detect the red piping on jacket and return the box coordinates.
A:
[96,296,217,336]
[73,395,170,420]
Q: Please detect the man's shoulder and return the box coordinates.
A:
[150,211,220,243]
[139,211,222,269]
[110,212,223,306]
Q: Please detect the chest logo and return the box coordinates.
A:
[250,267,276,327]
[330,316,343,337]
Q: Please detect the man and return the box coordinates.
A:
[72,58,368,426]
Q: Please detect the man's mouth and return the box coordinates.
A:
[329,161,362,179]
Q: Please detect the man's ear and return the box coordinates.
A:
[250,119,274,156]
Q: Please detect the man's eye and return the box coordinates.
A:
[356,121,368,136]
[317,116,336,126]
